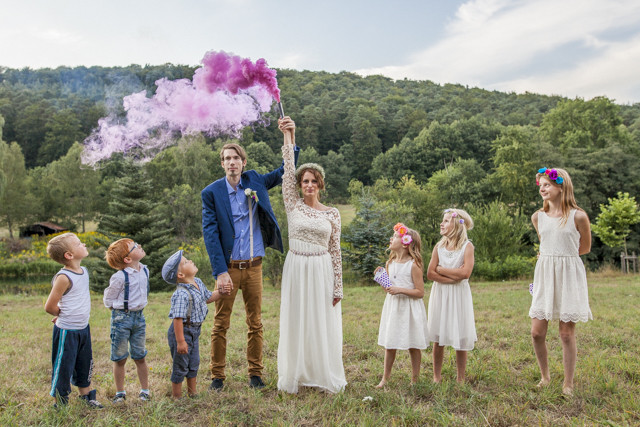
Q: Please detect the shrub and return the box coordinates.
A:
[474,255,536,281]
[0,259,60,278]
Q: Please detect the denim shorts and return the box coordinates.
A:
[110,309,148,362]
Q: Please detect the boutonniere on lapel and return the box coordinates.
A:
[244,188,259,204]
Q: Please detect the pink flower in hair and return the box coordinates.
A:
[401,234,413,245]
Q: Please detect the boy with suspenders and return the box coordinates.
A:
[104,239,151,402]
[162,250,223,398]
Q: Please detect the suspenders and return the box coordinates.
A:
[122,267,149,312]
[178,284,194,324]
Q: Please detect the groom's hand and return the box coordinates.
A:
[216,272,233,294]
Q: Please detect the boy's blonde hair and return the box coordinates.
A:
[387,224,424,272]
[437,208,474,252]
[46,233,78,265]
[105,238,134,270]
[536,167,581,226]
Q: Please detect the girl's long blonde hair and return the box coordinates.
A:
[436,208,474,251]
[536,167,580,226]
[386,225,423,272]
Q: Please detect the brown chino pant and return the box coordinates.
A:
[210,264,264,380]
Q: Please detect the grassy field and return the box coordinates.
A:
[1,272,639,426]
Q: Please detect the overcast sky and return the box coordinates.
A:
[1,0,639,103]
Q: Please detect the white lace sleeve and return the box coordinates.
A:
[328,208,344,299]
[281,144,299,213]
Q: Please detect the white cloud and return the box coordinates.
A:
[356,0,640,102]
[492,34,640,103]
[273,53,307,70]
[33,28,84,45]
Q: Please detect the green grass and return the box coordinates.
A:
[1,273,639,425]
[335,204,356,227]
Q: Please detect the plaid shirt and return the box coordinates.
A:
[168,278,213,324]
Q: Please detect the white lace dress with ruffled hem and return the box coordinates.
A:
[529,209,593,323]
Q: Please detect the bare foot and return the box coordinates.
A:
[375,380,387,389]
[433,378,442,384]
[562,386,573,397]
[536,379,550,389]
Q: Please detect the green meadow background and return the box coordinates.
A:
[1,271,638,426]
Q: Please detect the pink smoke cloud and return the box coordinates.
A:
[82,50,280,166]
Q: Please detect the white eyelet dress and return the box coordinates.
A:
[529,209,593,323]
[426,240,477,351]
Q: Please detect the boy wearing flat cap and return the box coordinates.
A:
[162,250,222,398]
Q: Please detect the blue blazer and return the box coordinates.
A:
[201,147,299,278]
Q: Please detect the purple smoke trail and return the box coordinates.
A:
[82,50,281,166]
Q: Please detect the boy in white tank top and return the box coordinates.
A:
[44,233,103,408]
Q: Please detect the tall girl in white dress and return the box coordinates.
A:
[376,223,428,388]
[276,117,347,394]
[426,209,476,383]
[530,167,592,396]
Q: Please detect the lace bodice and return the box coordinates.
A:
[282,144,343,298]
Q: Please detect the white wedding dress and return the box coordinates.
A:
[277,144,347,394]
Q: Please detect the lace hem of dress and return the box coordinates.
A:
[529,310,592,323]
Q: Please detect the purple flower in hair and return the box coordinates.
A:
[548,169,558,180]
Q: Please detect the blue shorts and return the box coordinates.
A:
[168,322,201,383]
[50,324,93,401]
[110,309,148,362]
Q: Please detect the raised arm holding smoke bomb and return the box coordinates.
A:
[279,116,296,146]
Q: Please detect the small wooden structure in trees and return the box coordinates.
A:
[620,252,638,274]
[19,222,68,238]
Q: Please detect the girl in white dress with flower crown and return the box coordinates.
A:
[530,167,592,397]
[426,208,476,383]
[376,223,428,388]
[276,117,347,394]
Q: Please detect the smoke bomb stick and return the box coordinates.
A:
[277,101,285,118]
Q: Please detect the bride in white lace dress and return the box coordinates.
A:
[276,117,347,394]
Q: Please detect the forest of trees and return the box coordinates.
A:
[1,64,640,284]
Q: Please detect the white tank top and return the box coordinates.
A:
[53,267,91,330]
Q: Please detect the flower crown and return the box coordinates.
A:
[393,223,413,245]
[444,209,465,224]
[295,163,326,180]
[537,167,564,185]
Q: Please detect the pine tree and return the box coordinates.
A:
[93,165,174,291]
[342,193,390,282]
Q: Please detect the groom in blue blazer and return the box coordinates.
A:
[202,138,299,391]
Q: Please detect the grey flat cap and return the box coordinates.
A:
[162,250,183,285]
